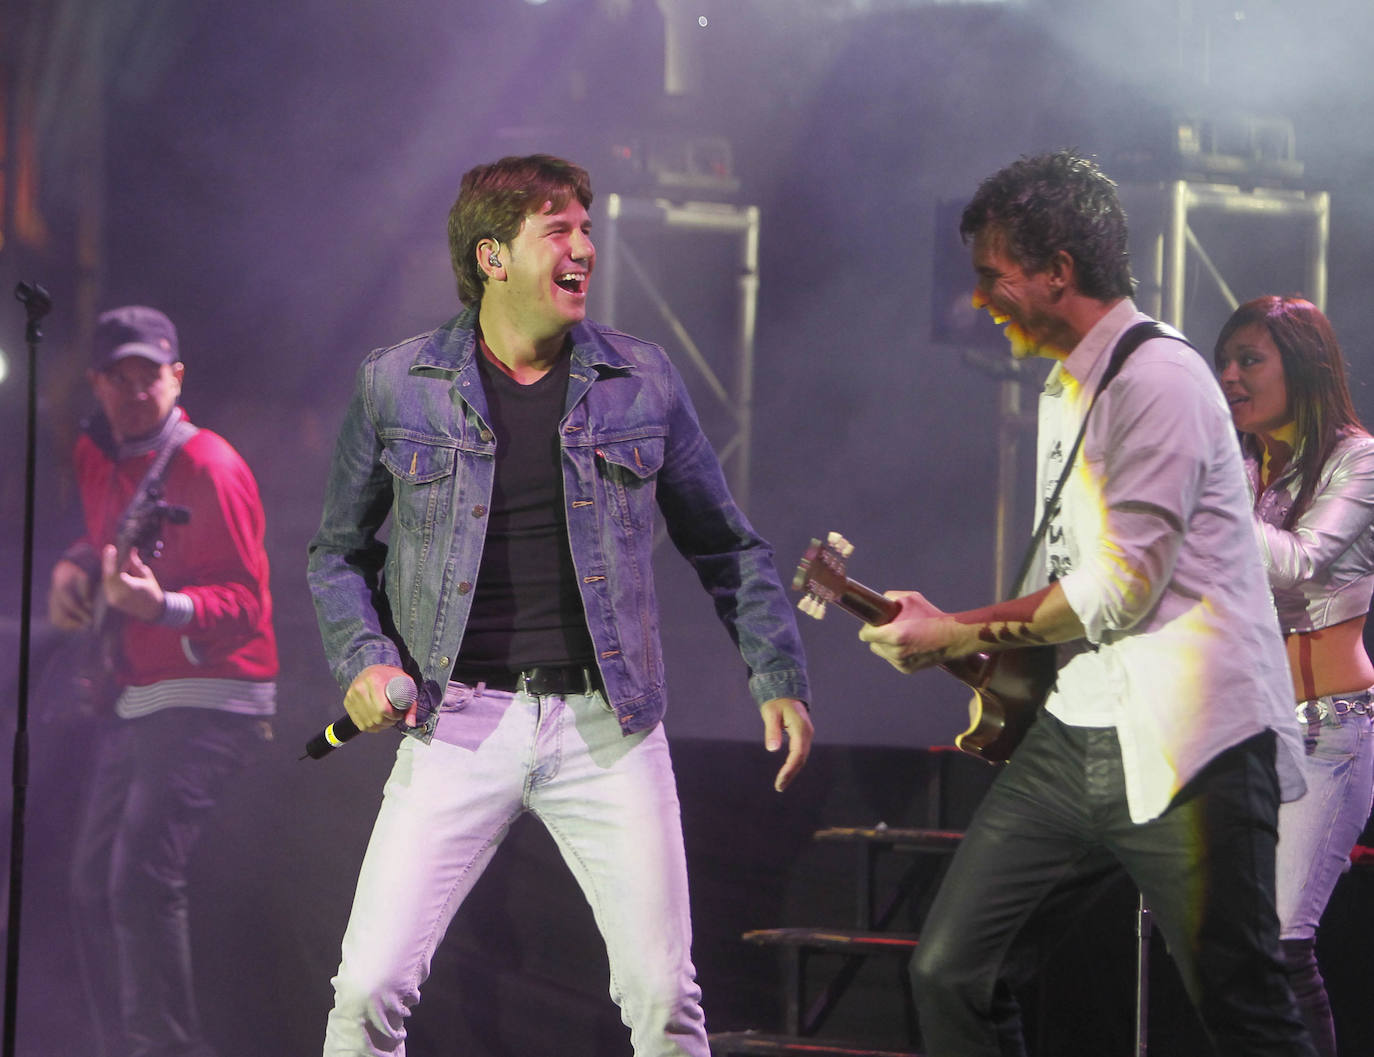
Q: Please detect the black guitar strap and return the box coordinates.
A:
[1009,321,1191,597]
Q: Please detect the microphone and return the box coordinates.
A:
[14,280,52,317]
[301,675,418,760]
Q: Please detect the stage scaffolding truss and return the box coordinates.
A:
[591,193,760,512]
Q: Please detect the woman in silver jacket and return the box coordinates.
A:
[1216,295,1374,1057]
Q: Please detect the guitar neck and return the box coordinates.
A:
[833,577,901,627]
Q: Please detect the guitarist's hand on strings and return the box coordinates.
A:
[49,558,95,630]
[101,543,167,623]
[860,591,957,673]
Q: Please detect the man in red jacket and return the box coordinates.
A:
[48,305,278,1057]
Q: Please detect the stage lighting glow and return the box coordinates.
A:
[0,347,9,386]
[523,0,550,5]
[698,15,708,26]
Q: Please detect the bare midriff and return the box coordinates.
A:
[1286,613,1374,702]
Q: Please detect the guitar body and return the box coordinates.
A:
[39,567,123,721]
[943,646,1057,764]
[794,533,1057,765]
[67,624,123,717]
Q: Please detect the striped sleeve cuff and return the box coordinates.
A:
[158,591,195,627]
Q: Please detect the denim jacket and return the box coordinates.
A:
[307,307,809,737]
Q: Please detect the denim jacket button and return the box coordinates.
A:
[472,505,487,517]
[479,429,493,442]
[457,581,473,594]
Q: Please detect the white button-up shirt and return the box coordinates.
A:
[1034,299,1305,822]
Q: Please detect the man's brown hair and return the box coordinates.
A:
[448,154,594,305]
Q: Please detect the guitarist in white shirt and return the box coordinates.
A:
[859,152,1315,1057]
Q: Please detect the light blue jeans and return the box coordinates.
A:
[322,682,710,1056]
[1275,697,1374,940]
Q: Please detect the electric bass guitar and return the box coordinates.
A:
[792,532,1056,764]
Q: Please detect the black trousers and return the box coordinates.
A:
[69,709,266,1057]
[911,712,1315,1057]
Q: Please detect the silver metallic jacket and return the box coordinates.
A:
[1249,432,1374,633]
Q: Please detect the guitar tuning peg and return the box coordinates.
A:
[826,531,854,558]
[797,596,827,620]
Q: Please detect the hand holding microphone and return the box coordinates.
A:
[302,667,418,760]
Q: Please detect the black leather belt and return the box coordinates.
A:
[452,664,600,697]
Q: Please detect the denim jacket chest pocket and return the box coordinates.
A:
[594,434,665,529]
[379,433,459,532]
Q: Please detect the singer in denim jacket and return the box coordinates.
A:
[306,154,811,1057]
[309,308,808,739]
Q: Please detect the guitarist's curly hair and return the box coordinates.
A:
[959,150,1135,303]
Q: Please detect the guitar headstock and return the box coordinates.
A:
[791,531,855,621]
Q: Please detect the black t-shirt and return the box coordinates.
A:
[453,345,595,674]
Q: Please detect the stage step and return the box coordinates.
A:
[709,1029,921,1056]
[813,826,963,853]
[743,927,919,956]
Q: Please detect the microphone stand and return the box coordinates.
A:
[4,281,52,1057]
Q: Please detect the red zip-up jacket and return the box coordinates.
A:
[71,409,278,687]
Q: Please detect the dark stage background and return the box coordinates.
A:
[3,0,1374,1054]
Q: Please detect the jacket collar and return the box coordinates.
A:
[410,305,635,376]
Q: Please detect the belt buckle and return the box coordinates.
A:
[1297,700,1329,725]
[520,666,590,697]
[520,667,563,697]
